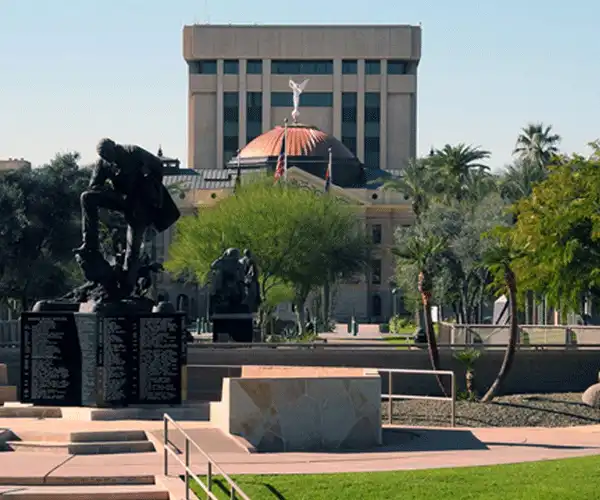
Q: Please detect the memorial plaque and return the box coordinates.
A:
[98,316,136,407]
[74,314,99,407]
[21,313,82,406]
[138,314,183,405]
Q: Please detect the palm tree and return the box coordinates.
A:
[429,144,491,203]
[500,160,547,203]
[381,158,433,218]
[393,231,448,394]
[513,123,561,167]
[480,241,519,402]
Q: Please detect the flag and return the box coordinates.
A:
[274,120,288,182]
[324,147,332,192]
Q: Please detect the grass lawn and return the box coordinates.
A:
[190,455,600,499]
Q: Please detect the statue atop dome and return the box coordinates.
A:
[289,78,309,123]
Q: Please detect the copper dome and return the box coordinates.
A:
[238,124,356,160]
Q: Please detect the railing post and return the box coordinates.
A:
[185,438,190,500]
[163,416,168,476]
[450,373,456,428]
[207,462,212,500]
[388,372,392,425]
[231,485,236,499]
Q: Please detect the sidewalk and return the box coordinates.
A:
[1,421,600,480]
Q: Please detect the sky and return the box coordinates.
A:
[1,0,598,169]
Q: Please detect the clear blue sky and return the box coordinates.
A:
[1,0,597,169]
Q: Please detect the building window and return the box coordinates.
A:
[246,91,262,144]
[271,59,333,75]
[365,60,381,75]
[372,224,382,244]
[246,59,263,74]
[387,59,408,75]
[223,59,239,74]
[223,92,239,164]
[364,92,380,168]
[189,59,217,75]
[341,92,357,155]
[371,259,382,285]
[371,294,382,317]
[271,92,333,107]
[342,59,357,74]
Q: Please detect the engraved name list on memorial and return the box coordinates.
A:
[29,317,73,401]
[139,317,180,403]
[102,317,133,405]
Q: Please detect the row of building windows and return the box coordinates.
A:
[221,90,381,169]
[190,59,409,75]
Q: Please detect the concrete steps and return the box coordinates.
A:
[0,484,169,499]
[5,430,155,455]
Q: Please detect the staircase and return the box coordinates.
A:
[3,430,155,455]
[0,484,170,499]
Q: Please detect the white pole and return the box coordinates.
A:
[283,119,288,182]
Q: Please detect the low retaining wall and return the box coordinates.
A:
[186,347,600,401]
[2,346,600,401]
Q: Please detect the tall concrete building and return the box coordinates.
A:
[183,24,421,172]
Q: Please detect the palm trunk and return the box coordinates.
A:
[419,271,447,395]
[481,265,518,402]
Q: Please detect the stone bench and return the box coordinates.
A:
[210,365,381,452]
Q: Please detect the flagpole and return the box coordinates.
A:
[328,147,333,188]
[283,118,288,182]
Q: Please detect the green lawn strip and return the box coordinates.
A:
[189,454,600,499]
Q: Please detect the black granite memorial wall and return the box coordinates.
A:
[20,312,185,407]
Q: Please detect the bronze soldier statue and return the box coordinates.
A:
[240,249,261,313]
[74,138,179,297]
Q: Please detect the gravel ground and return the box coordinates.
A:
[382,393,600,428]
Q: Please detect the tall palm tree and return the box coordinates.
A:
[480,242,519,402]
[513,123,561,167]
[381,158,433,218]
[393,231,448,394]
[429,144,491,203]
[500,160,547,203]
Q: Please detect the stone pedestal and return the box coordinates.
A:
[0,364,17,405]
[210,367,382,452]
[211,313,254,343]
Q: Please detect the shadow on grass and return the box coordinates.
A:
[211,478,287,499]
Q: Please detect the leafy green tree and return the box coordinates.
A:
[0,153,90,312]
[396,194,510,324]
[513,123,561,167]
[165,175,370,333]
[505,142,600,316]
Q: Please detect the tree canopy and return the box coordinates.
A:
[502,143,600,312]
[0,153,91,312]
[165,175,371,328]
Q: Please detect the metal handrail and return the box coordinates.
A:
[163,413,250,500]
[378,368,456,427]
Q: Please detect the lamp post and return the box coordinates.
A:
[391,288,398,317]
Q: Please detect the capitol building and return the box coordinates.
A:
[156,24,422,323]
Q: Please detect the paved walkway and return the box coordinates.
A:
[1,419,600,480]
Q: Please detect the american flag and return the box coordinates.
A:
[324,147,332,192]
[274,122,287,182]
